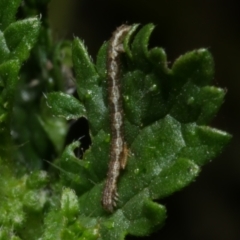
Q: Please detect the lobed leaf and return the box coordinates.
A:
[46,24,231,239]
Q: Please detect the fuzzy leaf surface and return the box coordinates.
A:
[4,18,40,63]
[46,24,231,239]
[0,15,40,155]
[45,92,86,120]
[0,0,22,31]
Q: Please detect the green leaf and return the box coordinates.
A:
[4,18,40,62]
[61,188,79,220]
[38,114,67,154]
[42,188,99,240]
[0,60,20,151]
[0,161,48,239]
[196,86,225,124]
[26,170,49,189]
[123,23,140,59]
[45,92,86,120]
[72,39,99,90]
[0,31,10,63]
[46,24,231,239]
[131,23,155,70]
[72,38,108,135]
[171,48,214,88]
[180,124,231,166]
[0,228,22,240]
[0,0,22,31]
[96,42,108,78]
[0,15,40,156]
[0,60,20,104]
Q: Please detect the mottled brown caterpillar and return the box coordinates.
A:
[102,25,131,212]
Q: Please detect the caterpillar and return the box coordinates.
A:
[102,25,131,212]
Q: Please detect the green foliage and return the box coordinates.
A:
[0,0,22,31]
[45,92,86,120]
[0,158,49,239]
[43,24,231,239]
[0,0,40,157]
[10,0,70,169]
[0,2,231,240]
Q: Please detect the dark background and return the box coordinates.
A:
[48,1,240,239]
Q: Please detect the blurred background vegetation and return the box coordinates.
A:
[47,0,239,239]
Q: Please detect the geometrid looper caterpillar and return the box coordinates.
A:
[101,25,131,212]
